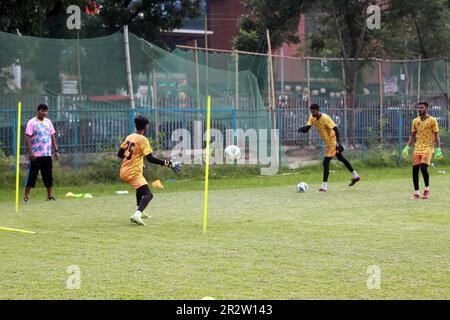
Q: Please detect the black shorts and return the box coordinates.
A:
[25,156,53,188]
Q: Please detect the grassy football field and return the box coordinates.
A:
[0,167,449,299]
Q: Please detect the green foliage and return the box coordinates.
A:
[0,1,202,93]
[233,0,308,52]
[382,0,450,59]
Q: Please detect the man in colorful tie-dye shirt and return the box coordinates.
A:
[24,104,60,202]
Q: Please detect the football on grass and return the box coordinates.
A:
[224,145,241,161]
[296,182,309,193]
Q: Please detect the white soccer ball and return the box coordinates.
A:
[296,182,309,193]
[224,145,241,161]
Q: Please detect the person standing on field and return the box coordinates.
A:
[24,104,60,202]
[298,103,361,192]
[402,101,443,199]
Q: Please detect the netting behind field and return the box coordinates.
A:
[0,30,449,168]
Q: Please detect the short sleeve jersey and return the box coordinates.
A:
[119,133,153,180]
[307,113,336,146]
[411,116,439,154]
[25,117,56,157]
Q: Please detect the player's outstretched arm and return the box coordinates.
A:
[146,153,182,173]
[298,125,311,133]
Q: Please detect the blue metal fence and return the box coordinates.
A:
[0,101,448,168]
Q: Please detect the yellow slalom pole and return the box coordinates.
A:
[203,96,211,234]
[0,227,36,234]
[15,101,22,213]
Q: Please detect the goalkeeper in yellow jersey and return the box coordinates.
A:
[298,104,361,192]
[402,102,442,200]
[118,115,181,225]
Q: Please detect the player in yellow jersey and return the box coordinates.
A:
[402,102,442,200]
[118,115,181,225]
[298,104,361,192]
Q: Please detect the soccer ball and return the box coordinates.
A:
[224,145,241,161]
[296,182,309,193]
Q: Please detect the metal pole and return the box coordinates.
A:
[378,61,384,142]
[446,58,449,133]
[417,58,421,101]
[306,59,311,102]
[195,40,200,109]
[306,58,311,146]
[204,14,209,99]
[266,29,276,128]
[280,47,285,95]
[266,29,280,165]
[77,29,82,96]
[341,61,348,145]
[123,25,135,109]
[235,51,239,110]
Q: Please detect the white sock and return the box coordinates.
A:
[351,170,359,178]
[424,186,430,191]
[321,182,327,190]
[134,210,142,218]
[414,190,420,195]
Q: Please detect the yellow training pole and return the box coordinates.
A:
[0,227,36,234]
[15,101,22,213]
[203,96,211,234]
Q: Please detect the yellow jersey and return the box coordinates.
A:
[119,133,153,180]
[411,116,439,154]
[307,113,337,146]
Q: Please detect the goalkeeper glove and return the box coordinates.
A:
[164,160,182,173]
[337,142,345,153]
[402,146,410,159]
[434,148,443,160]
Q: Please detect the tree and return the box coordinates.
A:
[382,0,450,100]
[81,0,202,44]
[304,0,384,108]
[232,0,308,53]
[383,0,450,59]
[0,1,202,94]
[304,0,450,105]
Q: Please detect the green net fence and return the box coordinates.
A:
[0,29,449,170]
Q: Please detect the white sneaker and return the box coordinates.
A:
[130,213,146,226]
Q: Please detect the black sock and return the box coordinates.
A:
[136,192,142,207]
[323,157,332,182]
[420,164,429,187]
[336,153,354,172]
[413,165,420,191]
[136,185,153,212]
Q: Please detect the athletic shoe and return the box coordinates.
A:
[47,195,56,201]
[349,176,361,186]
[318,188,327,192]
[411,193,420,200]
[130,214,146,226]
[421,190,430,200]
[23,197,29,203]
[141,211,151,219]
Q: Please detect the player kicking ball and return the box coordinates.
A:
[298,103,361,192]
[402,101,443,200]
[118,115,181,225]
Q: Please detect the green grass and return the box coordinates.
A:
[0,166,449,299]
